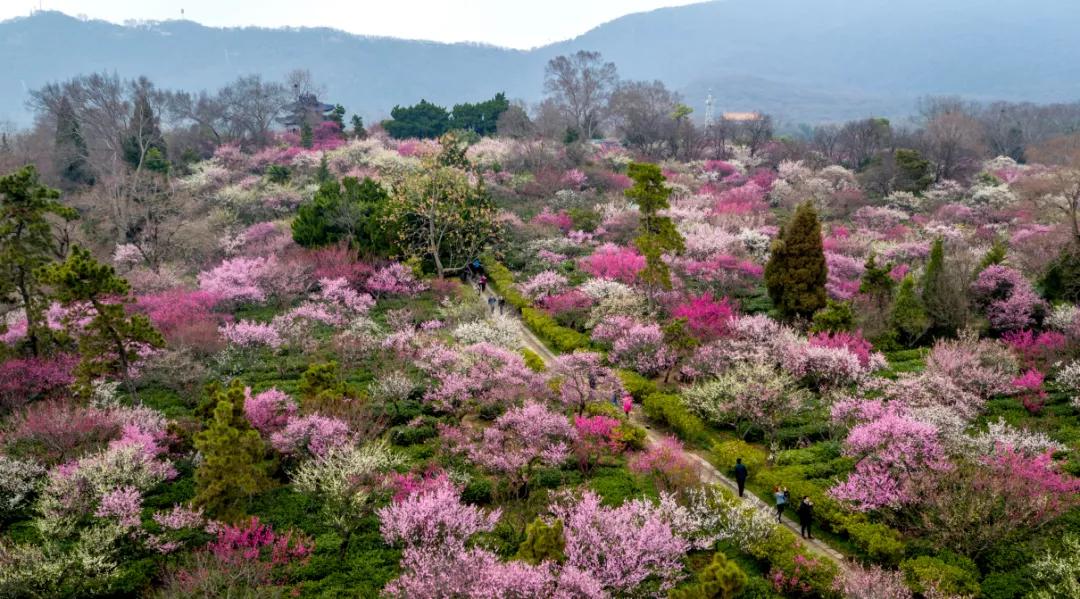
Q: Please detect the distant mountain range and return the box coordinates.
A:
[3,0,1080,127]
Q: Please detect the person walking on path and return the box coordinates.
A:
[487,295,497,313]
[734,458,748,498]
[774,486,788,523]
[498,297,505,314]
[478,275,487,294]
[798,496,814,539]
[621,395,633,416]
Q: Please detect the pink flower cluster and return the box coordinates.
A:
[672,293,736,341]
[593,316,676,377]
[579,244,646,284]
[971,265,1047,332]
[831,410,949,511]
[365,263,426,296]
[243,387,298,435]
[532,208,574,232]
[270,413,351,458]
[198,256,275,303]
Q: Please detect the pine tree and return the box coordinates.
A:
[300,122,314,149]
[515,518,566,565]
[979,238,1007,272]
[921,237,955,334]
[0,166,77,356]
[859,253,895,312]
[669,552,747,599]
[351,114,367,139]
[626,162,684,294]
[329,104,347,136]
[194,398,273,518]
[764,201,828,319]
[316,154,331,184]
[39,246,164,398]
[54,96,95,186]
[891,274,929,346]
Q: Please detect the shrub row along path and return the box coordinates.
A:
[479,286,850,573]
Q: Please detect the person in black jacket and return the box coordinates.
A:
[734,458,748,497]
[797,496,814,539]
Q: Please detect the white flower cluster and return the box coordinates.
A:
[451,314,522,349]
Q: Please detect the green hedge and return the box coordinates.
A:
[521,307,592,352]
[484,256,593,353]
[642,393,706,444]
[520,348,547,372]
[618,369,658,401]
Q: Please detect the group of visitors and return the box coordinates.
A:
[733,458,814,539]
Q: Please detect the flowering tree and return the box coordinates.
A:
[683,361,808,444]
[833,564,912,599]
[157,517,313,597]
[447,401,575,494]
[270,413,351,458]
[831,411,950,511]
[971,265,1047,332]
[592,317,676,376]
[579,243,646,284]
[628,436,698,492]
[549,490,690,596]
[384,165,499,278]
[672,293,736,341]
[519,270,569,301]
[572,414,622,472]
[292,442,403,555]
[243,387,297,436]
[550,352,624,414]
[912,447,1080,557]
[197,255,275,304]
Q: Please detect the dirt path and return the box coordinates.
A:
[477,284,849,572]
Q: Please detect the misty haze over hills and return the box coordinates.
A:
[3,0,1080,127]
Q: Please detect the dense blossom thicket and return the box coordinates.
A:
[2,64,1080,598]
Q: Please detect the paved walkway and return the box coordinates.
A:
[477,284,848,572]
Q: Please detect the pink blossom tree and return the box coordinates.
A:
[579,243,646,284]
[550,352,625,414]
[446,401,575,494]
[243,387,298,436]
[270,414,351,458]
[549,490,690,595]
[831,411,950,511]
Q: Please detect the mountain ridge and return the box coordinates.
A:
[3,1,1079,127]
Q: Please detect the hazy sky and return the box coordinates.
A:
[2,1,707,49]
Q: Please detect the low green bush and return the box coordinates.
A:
[521,347,547,372]
[642,393,706,444]
[613,423,648,450]
[618,369,658,400]
[748,527,839,595]
[900,554,981,598]
[712,439,768,480]
[844,521,906,565]
[521,307,591,352]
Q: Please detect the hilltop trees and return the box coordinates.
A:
[0,167,77,356]
[544,51,619,140]
[53,96,94,187]
[765,202,827,319]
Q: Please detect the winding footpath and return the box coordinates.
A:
[479,286,850,573]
